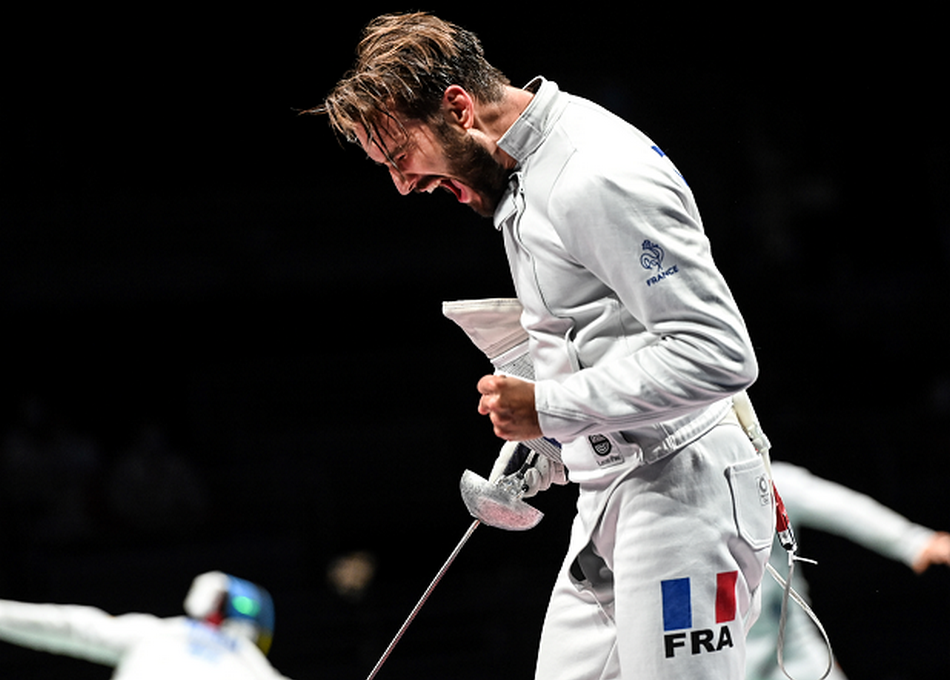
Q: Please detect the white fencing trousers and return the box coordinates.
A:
[535,419,775,680]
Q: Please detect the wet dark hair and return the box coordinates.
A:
[308,12,509,156]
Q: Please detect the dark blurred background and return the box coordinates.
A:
[2,5,947,679]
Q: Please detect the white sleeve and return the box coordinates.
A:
[0,599,164,666]
[772,461,934,566]
[535,152,756,439]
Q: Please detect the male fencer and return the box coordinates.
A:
[0,571,292,679]
[313,12,773,680]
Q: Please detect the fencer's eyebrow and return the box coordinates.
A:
[368,141,407,168]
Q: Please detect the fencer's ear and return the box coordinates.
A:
[442,85,475,129]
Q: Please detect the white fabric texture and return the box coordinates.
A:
[487,77,769,680]
[0,601,291,679]
[535,420,773,679]
[495,78,758,482]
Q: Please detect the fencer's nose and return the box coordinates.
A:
[389,166,416,195]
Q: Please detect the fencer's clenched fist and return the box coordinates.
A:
[477,374,542,440]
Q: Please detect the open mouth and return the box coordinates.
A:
[421,177,467,203]
[441,179,467,203]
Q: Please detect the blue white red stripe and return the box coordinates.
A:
[661,571,738,631]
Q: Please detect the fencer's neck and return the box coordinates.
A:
[474,86,535,170]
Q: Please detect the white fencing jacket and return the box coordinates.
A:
[0,600,292,680]
[494,77,757,482]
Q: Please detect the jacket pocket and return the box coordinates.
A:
[725,457,775,551]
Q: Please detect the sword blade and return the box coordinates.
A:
[364,519,481,680]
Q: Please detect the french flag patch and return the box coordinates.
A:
[661,571,738,631]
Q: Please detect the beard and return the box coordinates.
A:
[433,117,512,217]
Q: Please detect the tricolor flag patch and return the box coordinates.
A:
[661,571,738,630]
[660,571,738,658]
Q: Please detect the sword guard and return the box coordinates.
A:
[460,469,543,530]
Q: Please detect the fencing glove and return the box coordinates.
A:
[488,440,565,498]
